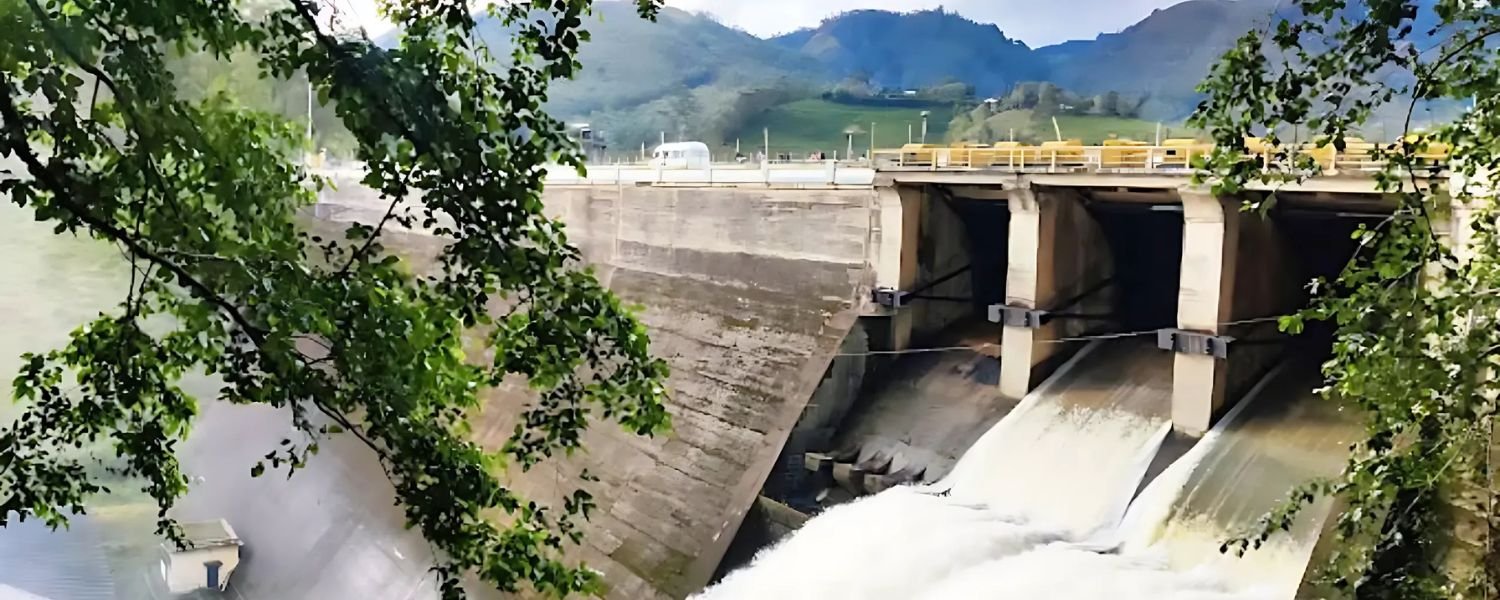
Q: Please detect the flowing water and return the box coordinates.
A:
[1123,364,1358,598]
[699,348,1354,600]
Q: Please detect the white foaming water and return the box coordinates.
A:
[1120,366,1349,598]
[937,400,1171,539]
[1118,374,1270,550]
[699,488,1060,600]
[697,357,1330,600]
[916,544,1279,600]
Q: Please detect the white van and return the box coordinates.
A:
[650,142,711,169]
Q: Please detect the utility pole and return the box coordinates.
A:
[908,123,913,144]
[305,77,314,143]
[763,127,770,161]
[870,121,876,160]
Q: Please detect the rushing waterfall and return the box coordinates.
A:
[1121,364,1357,598]
[697,347,1353,600]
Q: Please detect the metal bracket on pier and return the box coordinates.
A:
[987,304,1049,328]
[1157,329,1235,359]
[871,264,973,309]
[987,278,1118,329]
[871,287,912,309]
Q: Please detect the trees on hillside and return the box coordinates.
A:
[989,82,1140,118]
[0,0,671,597]
[1194,1,1500,597]
[1095,91,1121,117]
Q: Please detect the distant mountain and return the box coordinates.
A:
[362,0,1455,153]
[1040,0,1455,120]
[450,2,824,119]
[1036,0,1281,119]
[540,2,825,118]
[772,9,1039,97]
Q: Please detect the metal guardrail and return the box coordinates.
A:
[872,143,1450,175]
[543,162,876,186]
[311,162,876,187]
[313,143,1450,188]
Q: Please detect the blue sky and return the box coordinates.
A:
[340,1,1190,48]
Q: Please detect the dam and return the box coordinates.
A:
[0,150,1427,598]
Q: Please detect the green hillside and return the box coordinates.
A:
[732,99,956,157]
[947,108,1195,145]
[541,3,824,119]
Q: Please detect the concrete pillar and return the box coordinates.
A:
[872,184,924,351]
[1435,177,1497,584]
[1172,188,1294,435]
[999,187,1113,399]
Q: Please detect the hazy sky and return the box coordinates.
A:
[663,0,1188,47]
[339,0,1191,48]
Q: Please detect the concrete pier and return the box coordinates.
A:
[999,186,1114,400]
[1172,188,1297,435]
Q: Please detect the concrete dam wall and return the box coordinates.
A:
[318,182,880,598]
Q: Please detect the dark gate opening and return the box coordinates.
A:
[1090,203,1185,333]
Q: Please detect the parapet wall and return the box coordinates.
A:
[317,182,879,598]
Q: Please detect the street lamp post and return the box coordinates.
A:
[843,124,866,163]
[920,110,930,144]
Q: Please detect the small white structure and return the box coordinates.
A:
[649,142,711,169]
[161,519,243,594]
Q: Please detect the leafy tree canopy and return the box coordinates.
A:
[1194,1,1498,597]
[0,0,670,597]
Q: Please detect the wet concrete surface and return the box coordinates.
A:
[319,183,876,598]
[830,339,1014,484]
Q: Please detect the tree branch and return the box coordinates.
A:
[0,83,267,344]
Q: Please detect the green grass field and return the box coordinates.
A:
[951,109,1197,145]
[735,101,1195,156]
[733,99,956,157]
